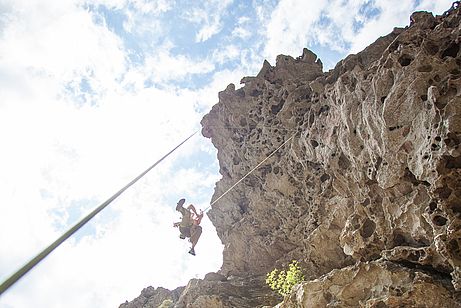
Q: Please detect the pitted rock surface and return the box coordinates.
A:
[121,5,461,308]
[277,260,461,308]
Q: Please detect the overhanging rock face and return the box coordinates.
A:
[121,5,461,308]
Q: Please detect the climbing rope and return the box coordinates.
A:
[203,131,298,212]
[0,126,298,295]
[0,131,197,296]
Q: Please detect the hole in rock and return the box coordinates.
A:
[388,41,400,52]
[338,153,351,170]
[375,301,388,308]
[318,105,330,115]
[449,203,461,216]
[398,54,413,66]
[408,251,421,262]
[271,99,285,115]
[444,133,460,148]
[435,186,452,199]
[393,231,409,246]
[448,239,461,260]
[389,125,402,131]
[236,88,245,98]
[360,218,376,238]
[237,199,249,214]
[423,40,439,55]
[320,173,330,182]
[432,215,448,226]
[250,89,263,97]
[309,113,315,125]
[428,201,438,213]
[403,168,429,186]
[311,140,319,148]
[323,292,333,302]
[450,68,461,77]
[417,65,433,72]
[441,42,460,58]
[445,155,461,169]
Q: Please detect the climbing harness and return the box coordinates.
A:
[0,131,197,296]
[203,131,298,212]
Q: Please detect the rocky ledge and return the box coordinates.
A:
[122,4,461,307]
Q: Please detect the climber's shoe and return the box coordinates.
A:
[188,248,196,256]
[176,198,185,211]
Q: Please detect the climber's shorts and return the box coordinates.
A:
[179,226,191,238]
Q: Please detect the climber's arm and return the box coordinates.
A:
[187,204,199,216]
[194,210,203,225]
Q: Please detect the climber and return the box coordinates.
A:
[173,198,203,256]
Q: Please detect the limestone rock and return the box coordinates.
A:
[201,3,461,305]
[119,286,183,308]
[174,275,280,308]
[122,4,461,307]
[277,260,461,308]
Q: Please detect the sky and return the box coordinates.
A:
[0,0,454,307]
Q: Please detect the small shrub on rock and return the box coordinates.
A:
[265,260,305,297]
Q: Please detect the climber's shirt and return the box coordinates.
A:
[178,206,193,228]
[176,205,193,238]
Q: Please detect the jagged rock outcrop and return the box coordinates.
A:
[121,4,461,307]
[120,286,184,308]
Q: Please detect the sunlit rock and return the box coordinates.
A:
[121,4,461,307]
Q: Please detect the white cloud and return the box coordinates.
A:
[88,0,172,13]
[129,0,172,14]
[264,0,327,63]
[231,13,252,42]
[196,18,222,42]
[348,0,454,54]
[416,0,457,15]
[0,1,125,83]
[0,1,223,307]
[141,48,215,85]
[263,0,455,66]
[211,44,241,65]
[182,0,234,42]
[232,26,251,39]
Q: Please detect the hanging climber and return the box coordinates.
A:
[173,198,203,256]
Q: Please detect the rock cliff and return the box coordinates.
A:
[121,4,461,307]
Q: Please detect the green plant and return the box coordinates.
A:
[265,260,305,297]
[158,299,173,308]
